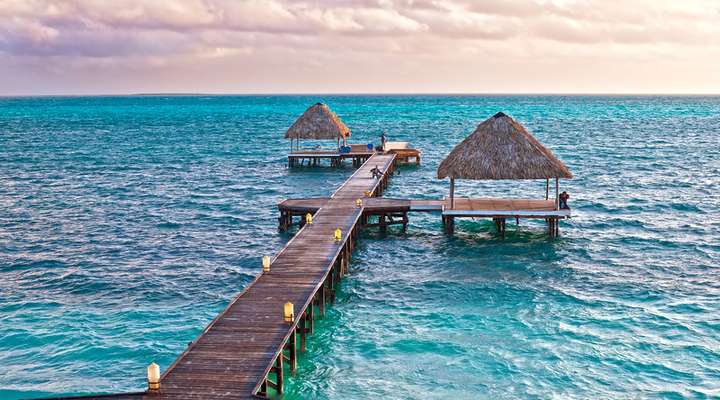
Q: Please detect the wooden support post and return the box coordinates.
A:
[380,213,387,232]
[549,218,553,237]
[276,354,284,394]
[320,284,326,316]
[329,270,337,303]
[546,178,549,200]
[548,218,557,238]
[259,379,267,397]
[299,315,307,352]
[344,246,350,272]
[449,177,455,209]
[289,328,297,374]
[308,301,315,334]
[445,216,454,234]
[402,213,408,232]
[334,258,341,283]
[555,177,559,210]
[340,252,346,277]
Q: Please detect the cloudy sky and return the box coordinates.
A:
[1,0,719,95]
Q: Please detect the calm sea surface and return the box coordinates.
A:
[1,95,719,399]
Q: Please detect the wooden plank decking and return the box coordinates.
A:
[442,197,570,218]
[147,153,396,399]
[279,197,443,213]
[279,197,569,218]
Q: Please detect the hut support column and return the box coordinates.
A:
[548,218,560,238]
[449,177,455,209]
[545,178,549,200]
[555,178,559,210]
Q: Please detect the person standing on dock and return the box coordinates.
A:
[559,191,570,209]
[380,132,387,151]
[370,165,383,179]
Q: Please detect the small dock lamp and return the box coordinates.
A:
[283,301,294,323]
[364,190,371,197]
[355,199,363,208]
[334,228,342,242]
[147,362,160,392]
[305,213,313,225]
[262,255,271,273]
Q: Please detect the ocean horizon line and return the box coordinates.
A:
[2,92,720,98]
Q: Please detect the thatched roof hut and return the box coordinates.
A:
[285,103,351,141]
[438,112,572,180]
[437,112,572,210]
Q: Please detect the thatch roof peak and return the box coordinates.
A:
[285,103,351,140]
[437,113,573,180]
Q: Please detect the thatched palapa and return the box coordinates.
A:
[285,103,351,140]
[437,112,572,180]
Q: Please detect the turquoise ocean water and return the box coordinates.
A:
[1,95,719,399]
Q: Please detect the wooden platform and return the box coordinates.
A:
[288,142,421,168]
[279,196,570,238]
[279,197,568,216]
[288,150,374,167]
[279,197,443,214]
[442,198,570,218]
[441,198,570,237]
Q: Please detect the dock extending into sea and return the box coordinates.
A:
[52,153,397,399]
[44,146,570,400]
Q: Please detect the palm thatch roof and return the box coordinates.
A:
[437,112,573,180]
[284,103,351,140]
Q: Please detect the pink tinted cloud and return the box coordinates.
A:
[0,0,719,94]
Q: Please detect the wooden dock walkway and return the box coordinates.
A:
[49,154,398,400]
[155,153,396,398]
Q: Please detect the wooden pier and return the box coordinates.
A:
[47,154,397,400]
[288,144,421,168]
[287,149,374,168]
[41,149,568,400]
[279,196,570,237]
[158,153,396,398]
